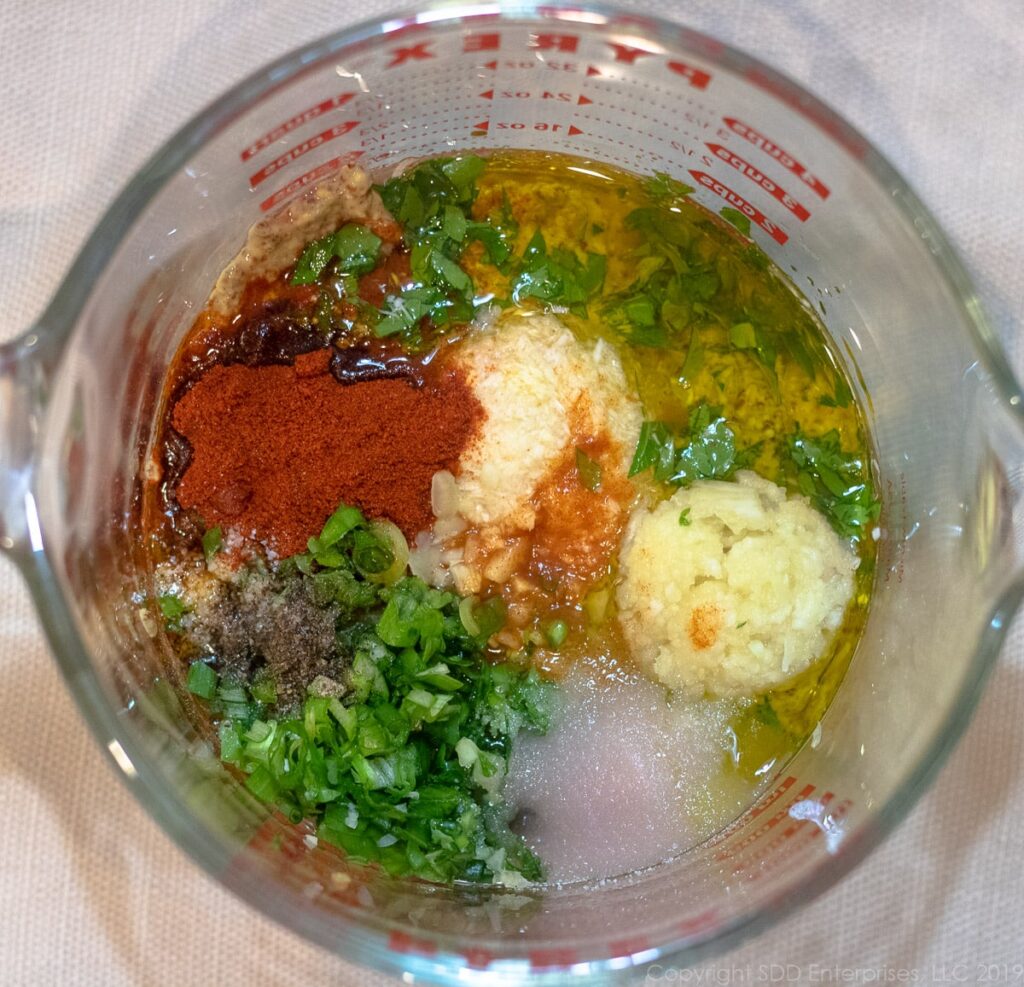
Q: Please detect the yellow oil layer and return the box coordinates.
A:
[465,151,876,782]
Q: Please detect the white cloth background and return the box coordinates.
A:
[1,2,1022,983]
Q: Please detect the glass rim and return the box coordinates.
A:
[15,2,1024,980]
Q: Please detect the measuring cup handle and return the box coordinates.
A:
[0,329,56,559]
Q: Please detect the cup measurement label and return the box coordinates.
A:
[239,19,842,261]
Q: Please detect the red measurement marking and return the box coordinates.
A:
[578,93,592,105]
[241,93,356,162]
[491,90,578,101]
[249,122,359,188]
[388,931,437,956]
[472,120,490,133]
[586,65,602,77]
[711,782,814,860]
[723,117,830,199]
[748,775,797,820]
[258,151,363,212]
[529,32,579,53]
[740,796,852,882]
[690,169,789,245]
[675,908,720,938]
[529,948,579,971]
[668,60,712,91]
[494,121,582,135]
[462,948,496,970]
[706,776,798,849]
[386,41,434,67]
[608,936,653,959]
[482,59,499,70]
[607,42,654,64]
[464,32,500,52]
[706,142,811,221]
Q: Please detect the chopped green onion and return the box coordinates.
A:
[157,592,187,632]
[250,675,277,705]
[458,595,481,636]
[186,660,217,699]
[201,525,222,561]
[544,620,568,649]
[472,596,507,640]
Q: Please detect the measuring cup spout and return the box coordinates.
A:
[0,330,54,560]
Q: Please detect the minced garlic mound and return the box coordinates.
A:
[616,471,858,699]
[453,310,640,530]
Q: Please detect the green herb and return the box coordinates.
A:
[600,205,721,349]
[818,373,853,409]
[729,321,757,350]
[787,429,880,540]
[629,402,747,487]
[217,574,554,884]
[158,592,187,632]
[291,223,382,285]
[643,171,696,203]
[574,447,602,492]
[332,225,383,274]
[754,696,782,730]
[510,230,606,311]
[373,155,510,341]
[678,508,691,526]
[628,420,674,479]
[678,328,704,388]
[374,285,438,339]
[351,528,395,578]
[189,498,555,885]
[544,620,568,649]
[201,525,222,561]
[720,207,752,236]
[186,660,217,700]
[469,596,508,641]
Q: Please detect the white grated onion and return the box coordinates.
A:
[430,470,459,519]
[433,516,467,542]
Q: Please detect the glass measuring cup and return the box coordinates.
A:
[1,2,1021,981]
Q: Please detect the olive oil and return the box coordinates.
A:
[468,151,876,785]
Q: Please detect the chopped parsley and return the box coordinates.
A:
[290,223,382,285]
[643,171,696,203]
[720,207,752,237]
[787,429,880,540]
[375,155,512,341]
[629,402,749,487]
[574,446,603,492]
[510,230,606,312]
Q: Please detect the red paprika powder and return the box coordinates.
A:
[171,348,482,557]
